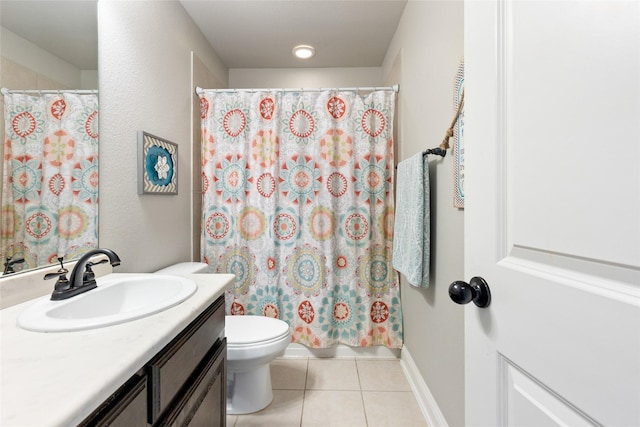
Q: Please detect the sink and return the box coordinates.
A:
[17,274,198,332]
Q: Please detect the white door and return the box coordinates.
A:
[464,1,640,426]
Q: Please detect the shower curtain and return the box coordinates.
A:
[200,89,402,348]
[1,92,99,269]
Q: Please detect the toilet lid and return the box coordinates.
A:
[225,315,290,345]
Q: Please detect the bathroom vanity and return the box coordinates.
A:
[0,273,234,426]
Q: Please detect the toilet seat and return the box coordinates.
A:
[225,315,290,346]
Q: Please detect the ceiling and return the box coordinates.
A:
[179,0,407,68]
[0,0,407,70]
[0,0,98,70]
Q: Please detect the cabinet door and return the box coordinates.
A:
[148,296,225,423]
[155,339,226,427]
[80,374,148,427]
[186,343,226,427]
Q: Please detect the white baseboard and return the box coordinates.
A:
[400,345,449,427]
[281,343,401,359]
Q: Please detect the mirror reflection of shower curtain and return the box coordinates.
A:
[1,92,99,270]
[199,88,402,349]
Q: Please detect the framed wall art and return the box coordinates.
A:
[137,131,178,195]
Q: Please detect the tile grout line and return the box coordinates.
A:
[355,359,369,426]
[299,357,309,426]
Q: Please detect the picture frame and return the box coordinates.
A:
[137,131,178,195]
[453,59,465,208]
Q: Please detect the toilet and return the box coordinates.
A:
[224,315,291,414]
[154,262,292,415]
[154,261,212,275]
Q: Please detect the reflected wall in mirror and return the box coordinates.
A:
[0,0,98,276]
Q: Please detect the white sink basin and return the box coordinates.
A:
[17,274,197,332]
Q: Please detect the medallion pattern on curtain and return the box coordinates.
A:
[200,89,402,348]
[2,92,99,269]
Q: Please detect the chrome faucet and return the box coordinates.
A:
[47,249,121,301]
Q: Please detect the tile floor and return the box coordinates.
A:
[226,358,428,427]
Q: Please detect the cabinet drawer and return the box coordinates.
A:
[148,295,224,423]
[155,340,226,427]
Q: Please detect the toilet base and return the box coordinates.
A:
[226,363,273,414]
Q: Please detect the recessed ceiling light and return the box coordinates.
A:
[292,45,315,59]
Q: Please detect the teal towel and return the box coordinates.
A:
[392,152,430,288]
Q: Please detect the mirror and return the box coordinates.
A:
[0,0,98,276]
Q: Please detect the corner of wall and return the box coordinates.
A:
[383,2,465,426]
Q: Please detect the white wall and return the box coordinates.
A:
[98,0,227,273]
[383,1,465,426]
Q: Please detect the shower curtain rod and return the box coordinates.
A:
[1,88,98,96]
[195,85,399,96]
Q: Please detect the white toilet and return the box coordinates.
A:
[154,261,212,275]
[154,262,292,415]
[225,315,291,414]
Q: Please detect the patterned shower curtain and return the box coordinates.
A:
[1,92,99,269]
[199,89,402,348]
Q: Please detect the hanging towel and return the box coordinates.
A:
[392,152,430,288]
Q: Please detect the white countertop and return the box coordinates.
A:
[0,273,233,427]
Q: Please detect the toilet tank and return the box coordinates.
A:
[154,262,210,275]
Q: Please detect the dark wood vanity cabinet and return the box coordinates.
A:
[80,295,226,427]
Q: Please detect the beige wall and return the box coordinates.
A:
[383,1,465,426]
[0,26,92,90]
[98,0,227,273]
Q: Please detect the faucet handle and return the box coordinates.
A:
[3,256,25,274]
[45,257,69,278]
[44,270,70,283]
[44,270,68,280]
[82,258,109,288]
[86,258,109,269]
[45,257,70,284]
[45,260,72,298]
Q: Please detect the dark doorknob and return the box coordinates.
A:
[449,277,491,308]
